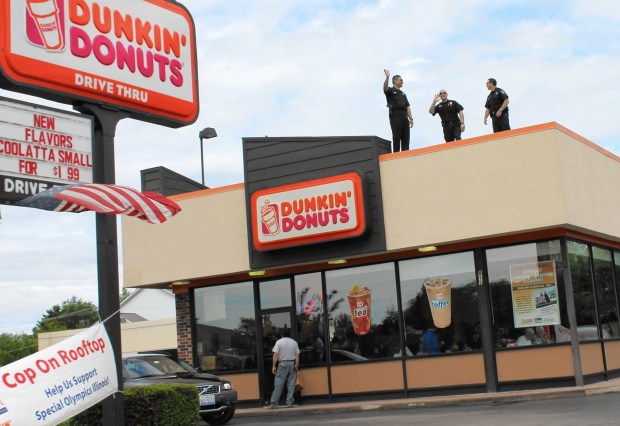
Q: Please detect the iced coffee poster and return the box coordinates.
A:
[509,260,560,328]
[424,278,452,328]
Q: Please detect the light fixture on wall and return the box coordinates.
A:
[418,246,438,253]
[248,270,266,277]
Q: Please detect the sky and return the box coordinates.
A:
[1,0,620,335]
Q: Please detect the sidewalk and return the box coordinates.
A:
[235,378,620,419]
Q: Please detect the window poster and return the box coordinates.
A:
[509,260,561,328]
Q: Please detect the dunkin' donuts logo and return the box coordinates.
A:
[260,200,281,235]
[26,0,66,51]
[2,0,198,124]
[251,173,367,251]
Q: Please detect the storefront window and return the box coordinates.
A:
[616,251,620,315]
[488,240,570,347]
[259,278,292,309]
[294,273,326,365]
[326,263,399,361]
[568,241,598,341]
[194,282,257,372]
[399,252,478,356]
[592,247,620,339]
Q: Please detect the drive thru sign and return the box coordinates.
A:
[0,0,199,127]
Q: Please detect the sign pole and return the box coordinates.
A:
[75,104,130,425]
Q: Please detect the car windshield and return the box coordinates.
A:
[124,356,194,379]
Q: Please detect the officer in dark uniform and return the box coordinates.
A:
[383,69,414,152]
[429,89,465,142]
[484,78,510,133]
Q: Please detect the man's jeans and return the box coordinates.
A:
[270,360,297,407]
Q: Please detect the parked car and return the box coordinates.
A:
[122,353,237,425]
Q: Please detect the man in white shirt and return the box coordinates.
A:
[516,327,535,346]
[267,329,300,409]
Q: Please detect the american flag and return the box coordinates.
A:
[16,183,182,224]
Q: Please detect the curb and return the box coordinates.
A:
[234,382,620,419]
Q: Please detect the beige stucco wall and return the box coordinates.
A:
[38,318,177,353]
[381,125,620,250]
[122,123,620,287]
[122,184,249,287]
[556,131,620,240]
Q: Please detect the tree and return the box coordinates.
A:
[120,287,133,302]
[0,333,37,367]
[34,296,99,334]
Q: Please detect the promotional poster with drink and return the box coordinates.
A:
[424,278,452,328]
[347,284,371,335]
[325,263,398,351]
[509,260,560,328]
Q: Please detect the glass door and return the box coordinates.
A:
[260,309,295,405]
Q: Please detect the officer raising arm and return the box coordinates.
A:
[383,69,413,152]
[429,89,465,143]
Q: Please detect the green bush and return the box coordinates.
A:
[69,384,199,426]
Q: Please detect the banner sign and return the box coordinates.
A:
[0,323,118,425]
[0,96,93,204]
[250,172,367,251]
[509,260,561,328]
[0,0,198,127]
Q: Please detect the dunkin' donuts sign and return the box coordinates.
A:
[0,0,198,126]
[251,173,367,251]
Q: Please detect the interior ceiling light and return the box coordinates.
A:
[418,246,438,253]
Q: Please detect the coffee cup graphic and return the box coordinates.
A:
[26,0,64,51]
[424,278,452,328]
[347,284,371,335]
[260,201,280,235]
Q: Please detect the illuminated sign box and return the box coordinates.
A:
[0,96,93,204]
[250,173,367,251]
[0,0,198,127]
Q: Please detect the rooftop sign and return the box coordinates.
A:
[0,0,198,127]
[250,173,367,251]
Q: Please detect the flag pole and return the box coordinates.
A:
[75,103,130,426]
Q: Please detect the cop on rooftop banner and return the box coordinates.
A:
[0,323,118,425]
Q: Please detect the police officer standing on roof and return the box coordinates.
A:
[383,69,413,152]
[484,78,510,133]
[429,89,465,142]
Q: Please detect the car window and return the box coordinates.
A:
[123,359,166,379]
[147,357,191,374]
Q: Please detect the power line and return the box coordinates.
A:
[39,307,98,323]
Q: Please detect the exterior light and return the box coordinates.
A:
[171,280,190,286]
[328,259,348,265]
[199,127,217,186]
[249,270,266,277]
[418,246,438,253]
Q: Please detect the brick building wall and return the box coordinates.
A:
[175,290,194,366]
